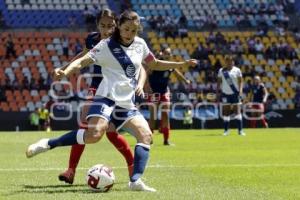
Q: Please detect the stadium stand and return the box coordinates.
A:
[1,0,109,28]
[0,32,90,112]
[132,0,293,28]
[0,0,299,112]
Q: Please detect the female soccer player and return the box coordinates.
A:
[217,55,245,136]
[26,11,197,192]
[57,9,141,184]
[147,47,190,145]
[249,75,269,128]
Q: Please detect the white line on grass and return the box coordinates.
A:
[0,164,300,171]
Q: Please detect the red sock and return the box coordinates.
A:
[261,117,268,128]
[250,120,256,128]
[68,126,87,170]
[161,127,170,142]
[106,132,134,167]
[69,144,85,170]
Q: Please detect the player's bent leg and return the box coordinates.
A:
[26,117,108,158]
[84,117,108,143]
[59,102,91,184]
[122,115,156,192]
[58,128,86,184]
[106,123,134,177]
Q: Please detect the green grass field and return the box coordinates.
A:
[0,128,299,200]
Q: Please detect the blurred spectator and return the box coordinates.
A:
[62,35,69,58]
[68,15,77,29]
[254,39,264,54]
[5,34,17,59]
[265,42,278,59]
[11,80,19,90]
[183,106,193,129]
[29,109,39,130]
[266,92,276,111]
[293,60,300,78]
[148,15,157,29]
[83,5,96,31]
[243,79,252,94]
[244,65,255,77]
[38,106,50,132]
[247,36,256,54]
[192,43,209,60]
[178,27,188,38]
[283,63,294,76]
[22,77,30,90]
[0,11,6,29]
[275,24,286,36]
[294,88,300,109]
[0,86,6,102]
[293,28,300,42]
[30,78,38,90]
[178,14,187,28]
[74,38,83,55]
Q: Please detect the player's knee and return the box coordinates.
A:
[140,129,152,145]
[86,124,107,143]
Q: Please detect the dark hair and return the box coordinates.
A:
[96,8,116,25]
[112,10,142,42]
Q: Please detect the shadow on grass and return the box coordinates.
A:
[3,182,128,196]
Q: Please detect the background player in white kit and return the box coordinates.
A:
[217,55,245,136]
[26,11,197,192]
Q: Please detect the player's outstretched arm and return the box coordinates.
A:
[263,85,269,103]
[173,68,191,84]
[53,54,94,80]
[146,57,197,71]
[60,48,89,71]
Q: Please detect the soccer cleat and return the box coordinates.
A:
[164,140,175,146]
[128,178,156,192]
[58,168,75,184]
[223,131,229,136]
[239,131,246,136]
[26,138,50,158]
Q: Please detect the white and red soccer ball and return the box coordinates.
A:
[86,164,115,192]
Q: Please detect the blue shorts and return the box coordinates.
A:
[111,106,142,132]
[86,97,115,121]
[221,93,241,104]
[86,97,141,131]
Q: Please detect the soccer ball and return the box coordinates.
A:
[86,164,115,192]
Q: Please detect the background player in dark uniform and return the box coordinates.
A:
[249,75,269,128]
[147,47,191,145]
[56,9,137,184]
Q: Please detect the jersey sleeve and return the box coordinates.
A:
[141,39,155,63]
[87,40,105,66]
[217,68,222,78]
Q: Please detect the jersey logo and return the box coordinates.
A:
[126,64,136,77]
[113,48,122,54]
[108,38,136,78]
